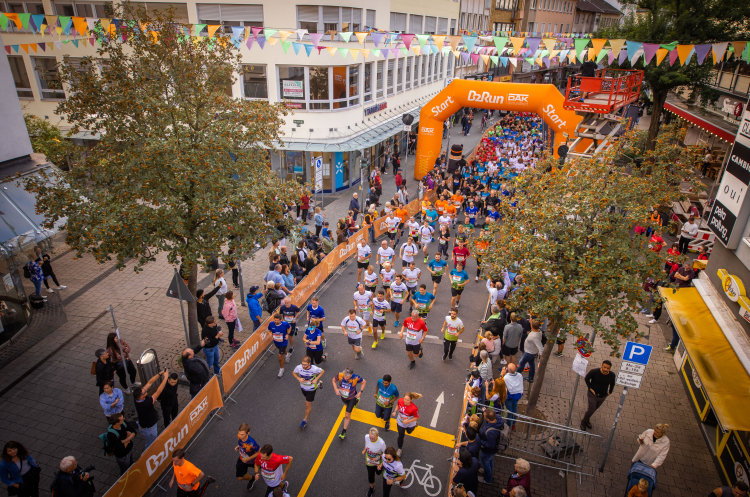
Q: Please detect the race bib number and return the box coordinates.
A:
[359,255,369,262]
[433,266,444,275]
[374,308,384,318]
[261,468,276,483]
[407,330,418,341]
[452,275,462,284]
[417,302,426,309]
[284,315,294,323]
[341,388,351,399]
[393,291,404,302]
[377,393,391,405]
[273,332,284,342]
[446,326,459,336]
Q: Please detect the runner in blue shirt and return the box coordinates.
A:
[268,314,291,378]
[307,297,326,348]
[303,318,327,364]
[374,375,399,432]
[449,263,470,309]
[235,423,261,490]
[410,284,436,319]
[465,201,479,226]
[332,367,366,440]
[427,252,448,296]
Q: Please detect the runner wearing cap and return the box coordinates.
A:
[341,308,368,360]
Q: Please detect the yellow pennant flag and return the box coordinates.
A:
[432,35,446,49]
[453,50,461,58]
[268,36,280,46]
[510,37,525,55]
[139,21,149,32]
[543,38,557,51]
[676,44,694,65]
[655,48,668,66]
[279,30,293,43]
[355,32,368,45]
[326,46,337,57]
[40,24,46,37]
[207,25,221,38]
[447,35,462,51]
[608,39,626,56]
[568,51,576,64]
[481,54,490,65]
[550,49,560,58]
[100,18,111,33]
[81,38,88,47]
[589,38,606,58]
[412,46,421,56]
[55,27,63,35]
[350,48,360,61]
[361,48,370,59]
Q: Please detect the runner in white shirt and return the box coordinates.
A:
[377,241,395,270]
[356,242,372,285]
[371,290,391,347]
[363,428,387,496]
[341,308,368,360]
[418,221,434,263]
[292,356,325,429]
[363,265,379,294]
[441,308,465,361]
[406,217,420,242]
[353,284,373,332]
[399,238,419,269]
[438,214,452,231]
[389,274,408,328]
[384,215,399,248]
[379,262,396,300]
[402,261,421,312]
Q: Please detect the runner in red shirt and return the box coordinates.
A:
[254,444,293,496]
[391,392,422,456]
[452,244,471,269]
[399,310,428,369]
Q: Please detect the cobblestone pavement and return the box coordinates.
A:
[0,118,487,495]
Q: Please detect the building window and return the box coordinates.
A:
[389,12,406,33]
[366,9,375,29]
[437,18,448,35]
[8,56,33,99]
[386,60,394,96]
[414,56,420,87]
[409,14,422,34]
[447,52,453,77]
[405,57,412,90]
[565,23,569,31]
[397,58,404,92]
[242,64,267,99]
[340,7,361,32]
[364,62,372,102]
[33,57,65,100]
[51,1,113,17]
[309,66,329,110]
[427,53,432,83]
[295,5,360,35]
[496,0,517,10]
[376,61,384,99]
[348,65,359,105]
[278,66,305,110]
[450,19,456,35]
[330,65,359,108]
[439,53,444,80]
[127,2,189,23]
[197,4,263,34]
[530,0,536,8]
[541,22,545,32]
[421,55,426,84]
[424,16,436,34]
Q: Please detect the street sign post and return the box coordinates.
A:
[168,269,193,348]
[601,341,653,472]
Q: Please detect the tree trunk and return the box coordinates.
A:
[186,263,200,346]
[525,319,558,415]
[646,89,668,151]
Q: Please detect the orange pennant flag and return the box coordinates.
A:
[21,44,29,53]
[432,35,446,48]
[279,30,293,43]
[510,36,525,55]
[589,38,606,58]
[676,44,694,65]
[355,32,368,45]
[413,46,421,56]
[655,48,668,66]
[29,43,37,53]
[447,35,462,51]
[326,46,337,57]
[361,48,370,58]
[72,16,87,36]
[207,25,221,38]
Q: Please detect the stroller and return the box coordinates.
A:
[624,462,657,497]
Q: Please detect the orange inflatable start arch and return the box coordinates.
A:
[414,80,582,179]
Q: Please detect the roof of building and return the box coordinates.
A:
[576,0,622,15]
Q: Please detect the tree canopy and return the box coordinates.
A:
[23,114,80,169]
[24,5,304,343]
[476,124,701,412]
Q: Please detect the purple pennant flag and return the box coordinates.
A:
[694,44,711,65]
[246,36,254,50]
[618,50,627,65]
[470,53,480,64]
[256,35,266,49]
[669,49,678,66]
[371,32,385,47]
[38,42,45,51]
[310,33,324,46]
[608,49,615,65]
[461,51,471,63]
[542,57,549,67]
[643,43,659,64]
[526,37,541,53]
[383,48,390,58]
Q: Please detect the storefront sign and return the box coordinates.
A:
[724,115,742,126]
[717,269,750,322]
[708,98,750,248]
[365,102,387,116]
[496,75,512,82]
[283,80,304,98]
[285,102,304,109]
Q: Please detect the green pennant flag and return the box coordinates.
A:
[337,47,349,58]
[264,28,278,39]
[660,41,678,51]
[442,46,452,54]
[72,39,79,47]
[0,13,9,31]
[525,57,535,64]
[416,34,430,49]
[18,13,30,30]
[282,41,292,53]
[540,49,549,58]
[400,47,408,56]
[371,48,381,57]
[574,38,590,60]
[493,36,508,51]
[596,48,609,63]
[193,24,206,35]
[490,55,499,65]
[339,32,352,43]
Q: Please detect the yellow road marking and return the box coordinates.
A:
[298,406,346,497]
[350,408,455,448]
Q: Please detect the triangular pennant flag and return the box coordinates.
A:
[295,28,307,41]
[480,54,490,65]
[508,56,517,67]
[304,44,314,57]
[574,38,590,61]
[350,48,360,61]
[462,35,478,52]
[73,16,87,36]
[355,32,368,45]
[412,46,421,56]
[256,35,266,49]
[292,42,303,55]
[18,13,30,31]
[279,30,293,43]
[246,36,254,50]
[461,51,470,63]
[71,39,78,47]
[339,31,352,43]
[589,38,606,58]
[416,34,429,49]
[268,36,280,46]
[382,47,390,58]
[660,41,678,51]
[559,49,569,61]
[470,53,480,64]
[655,48,668,66]
[31,14,45,33]
[361,48,370,59]
[5,13,21,30]
[231,26,244,39]
[626,40,642,64]
[542,38,556,51]
[608,49,616,65]
[45,15,58,30]
[310,33,324,46]
[490,55,499,65]
[669,49,679,66]
[281,41,292,53]
[608,39,626,56]
[86,17,97,32]
[251,26,263,37]
[432,35,446,48]
[712,42,728,62]
[54,41,62,50]
[264,29,278,39]
[371,48,381,57]
[326,46,337,57]
[29,43,37,52]
[643,43,659,64]
[38,42,45,51]
[618,49,627,65]
[676,44,694,65]
[596,48,608,63]
[20,44,29,53]
[0,14,9,31]
[57,16,71,35]
[337,47,349,58]
[80,38,87,47]
[207,25,221,38]
[193,24,206,36]
[526,37,541,53]
[448,35,462,51]
[4,46,10,55]
[401,47,408,56]
[493,36,508,51]
[694,44,711,65]
[731,42,747,62]
[371,32,385,47]
[432,45,440,54]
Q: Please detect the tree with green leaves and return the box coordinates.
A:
[597,0,750,150]
[23,5,303,345]
[475,124,701,415]
[23,114,81,169]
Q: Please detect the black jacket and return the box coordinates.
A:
[481,316,506,337]
[265,289,285,313]
[201,323,221,349]
[478,419,505,455]
[183,345,210,386]
[580,60,598,78]
[196,285,221,326]
[95,358,115,387]
[50,469,94,497]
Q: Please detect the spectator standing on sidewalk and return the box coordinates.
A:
[195,285,220,327]
[182,339,210,398]
[516,320,543,383]
[710,482,749,497]
[222,291,240,348]
[632,424,670,469]
[299,193,310,223]
[107,413,136,475]
[502,364,523,428]
[26,258,43,296]
[99,383,124,421]
[477,409,504,485]
[314,207,325,237]
[49,456,94,497]
[1,441,41,497]
[160,373,180,427]
[225,249,239,289]
[678,216,699,254]
[134,370,169,448]
[395,170,403,190]
[350,193,361,222]
[580,360,616,431]
[213,269,228,319]
[106,333,137,391]
[201,316,223,374]
[500,458,531,496]
[34,248,66,293]
[246,286,263,331]
[95,348,115,395]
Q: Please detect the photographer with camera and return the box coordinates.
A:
[50,457,94,497]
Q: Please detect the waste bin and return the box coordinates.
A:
[137,348,162,390]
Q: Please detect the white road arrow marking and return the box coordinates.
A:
[430,392,445,428]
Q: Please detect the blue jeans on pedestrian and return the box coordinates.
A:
[32,279,42,295]
[505,396,519,427]
[140,423,158,449]
[669,323,680,349]
[518,352,538,381]
[479,451,495,483]
[203,345,220,374]
[369,225,376,243]
[253,319,261,332]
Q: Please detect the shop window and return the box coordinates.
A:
[278,66,306,110]
[309,66,329,110]
[8,56,33,99]
[397,58,404,92]
[242,64,267,99]
[280,65,361,111]
[33,57,65,100]
[376,61,384,99]
[283,151,306,183]
[405,57,412,90]
[364,62,372,102]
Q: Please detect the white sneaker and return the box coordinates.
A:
[46,288,54,293]
[500,359,507,365]
[278,368,284,378]
[648,319,657,324]
[57,286,67,289]
[285,353,291,363]
[645,314,654,318]
[397,449,402,457]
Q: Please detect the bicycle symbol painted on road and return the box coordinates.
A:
[401,459,442,496]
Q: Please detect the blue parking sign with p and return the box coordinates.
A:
[623,341,653,366]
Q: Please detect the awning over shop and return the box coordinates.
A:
[273,106,421,152]
[660,287,750,431]
[664,98,736,143]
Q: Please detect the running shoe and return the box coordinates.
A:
[500,359,507,365]
[397,449,402,457]
[418,349,424,358]
[300,420,307,430]
[384,420,390,432]
[231,340,241,348]
[456,302,460,308]
[394,320,400,328]
[247,479,255,490]
[339,432,347,440]
[283,481,289,494]
[424,257,428,263]
[367,488,374,497]
[648,319,657,324]
[288,347,294,355]
[380,330,385,339]
[372,341,378,349]
[524,365,530,372]
[278,368,284,378]
[664,345,674,351]
[475,277,479,281]
[57,285,67,289]
[323,339,327,348]
[442,352,448,361]
[317,381,323,390]
[645,314,654,318]
[556,352,564,357]
[368,326,373,335]
[322,353,328,362]
[408,361,415,370]
[285,353,291,363]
